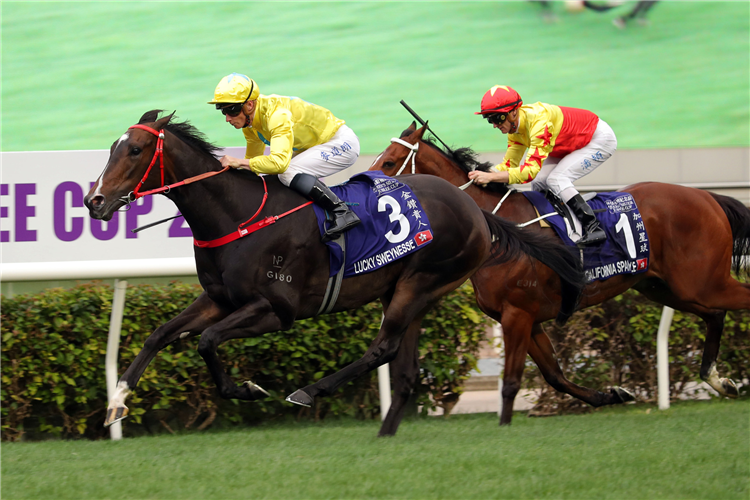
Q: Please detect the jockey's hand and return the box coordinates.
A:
[468,170,509,186]
[220,155,246,169]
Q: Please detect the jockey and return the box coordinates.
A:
[208,73,361,241]
[468,85,617,245]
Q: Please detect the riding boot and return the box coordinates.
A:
[566,194,606,245]
[289,173,360,242]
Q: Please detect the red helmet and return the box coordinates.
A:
[475,85,523,115]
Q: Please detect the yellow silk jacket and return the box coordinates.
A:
[492,102,598,184]
[243,94,345,175]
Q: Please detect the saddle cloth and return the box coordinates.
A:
[522,191,650,282]
[313,171,433,277]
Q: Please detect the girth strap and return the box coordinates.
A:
[316,234,347,316]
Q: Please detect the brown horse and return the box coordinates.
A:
[83,111,585,436]
[371,123,750,425]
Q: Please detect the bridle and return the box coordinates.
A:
[388,137,474,191]
[388,136,515,215]
[120,124,230,206]
[115,123,311,248]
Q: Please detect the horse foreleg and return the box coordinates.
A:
[698,311,739,398]
[105,291,231,427]
[197,298,287,401]
[378,317,423,437]
[498,310,533,426]
[528,323,634,408]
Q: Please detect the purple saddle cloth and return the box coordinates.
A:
[522,191,650,282]
[313,171,433,277]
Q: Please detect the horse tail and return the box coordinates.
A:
[708,192,750,277]
[481,210,585,325]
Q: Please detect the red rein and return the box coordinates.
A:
[126,124,311,248]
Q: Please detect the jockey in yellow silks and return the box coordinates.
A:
[208,73,360,241]
[468,85,617,245]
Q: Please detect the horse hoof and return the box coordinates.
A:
[104,406,129,427]
[243,380,270,398]
[285,389,313,407]
[611,386,635,403]
[721,378,739,398]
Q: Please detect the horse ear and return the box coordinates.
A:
[409,121,417,131]
[415,121,428,140]
[154,111,176,130]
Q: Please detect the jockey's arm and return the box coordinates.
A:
[246,110,295,175]
[505,121,553,184]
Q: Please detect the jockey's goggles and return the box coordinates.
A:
[218,102,245,117]
[485,112,509,126]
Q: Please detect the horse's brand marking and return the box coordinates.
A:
[267,271,292,282]
[517,279,537,287]
[273,255,283,268]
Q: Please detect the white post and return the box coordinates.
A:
[492,322,504,416]
[377,314,391,420]
[657,306,674,411]
[378,364,392,420]
[106,279,128,440]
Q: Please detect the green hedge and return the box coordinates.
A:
[1,282,488,441]
[525,290,750,416]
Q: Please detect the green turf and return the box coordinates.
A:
[2,2,748,155]
[2,400,748,499]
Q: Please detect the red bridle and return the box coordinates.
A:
[126,124,230,201]
[123,123,312,248]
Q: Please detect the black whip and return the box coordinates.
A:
[131,214,183,233]
[399,100,454,154]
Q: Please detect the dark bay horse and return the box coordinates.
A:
[371,123,750,425]
[83,111,585,436]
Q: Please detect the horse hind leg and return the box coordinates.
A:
[636,280,741,398]
[378,317,423,437]
[287,290,435,408]
[698,311,739,398]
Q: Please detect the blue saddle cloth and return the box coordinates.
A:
[313,171,433,277]
[522,191,650,282]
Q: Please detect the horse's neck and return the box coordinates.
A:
[166,153,270,239]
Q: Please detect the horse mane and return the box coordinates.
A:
[139,110,223,159]
[400,128,511,195]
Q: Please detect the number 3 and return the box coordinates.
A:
[378,195,410,243]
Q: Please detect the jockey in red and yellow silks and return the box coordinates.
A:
[468,85,617,245]
[208,73,360,241]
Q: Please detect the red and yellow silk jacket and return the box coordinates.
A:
[492,102,599,184]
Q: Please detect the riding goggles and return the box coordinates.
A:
[485,112,509,126]
[218,102,245,117]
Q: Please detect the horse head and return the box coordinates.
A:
[84,110,177,221]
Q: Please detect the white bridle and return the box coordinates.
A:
[387,138,527,217]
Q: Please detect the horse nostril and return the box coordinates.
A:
[89,194,105,209]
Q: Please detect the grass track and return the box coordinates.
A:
[2,1,748,154]
[3,400,748,499]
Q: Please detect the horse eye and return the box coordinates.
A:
[382,161,395,169]
[130,147,142,156]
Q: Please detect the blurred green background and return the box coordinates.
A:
[2,1,748,154]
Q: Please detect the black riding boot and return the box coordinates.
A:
[289,173,360,242]
[566,194,606,245]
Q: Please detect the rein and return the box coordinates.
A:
[124,124,230,203]
[124,123,312,248]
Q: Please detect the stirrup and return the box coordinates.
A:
[322,209,360,242]
[577,226,606,246]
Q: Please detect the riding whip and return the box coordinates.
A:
[131,214,183,233]
[399,100,454,154]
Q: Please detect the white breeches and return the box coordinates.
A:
[277,125,360,186]
[529,119,617,202]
